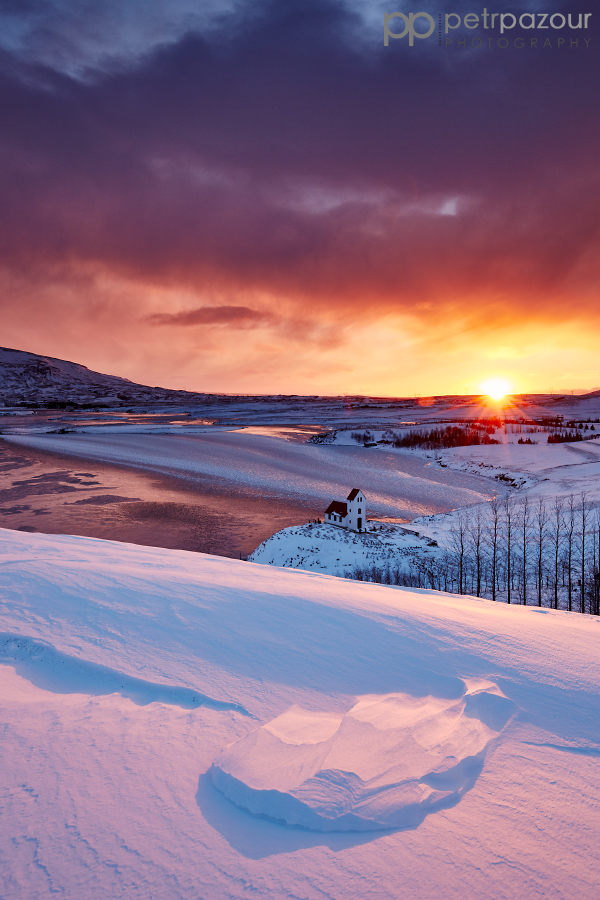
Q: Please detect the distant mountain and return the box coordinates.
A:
[0,347,199,406]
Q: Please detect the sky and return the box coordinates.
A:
[0,0,598,396]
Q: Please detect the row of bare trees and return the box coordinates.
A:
[446,494,600,612]
[349,494,600,615]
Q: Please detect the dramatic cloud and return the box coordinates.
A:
[147,305,276,327]
[0,0,598,393]
[0,0,242,78]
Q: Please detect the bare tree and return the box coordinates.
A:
[550,497,563,610]
[579,493,590,614]
[519,498,531,605]
[503,497,514,604]
[534,496,548,607]
[449,511,469,594]
[469,506,484,597]
[595,507,600,577]
[591,510,600,616]
[593,568,600,617]
[593,506,599,577]
[488,498,501,602]
[565,494,576,612]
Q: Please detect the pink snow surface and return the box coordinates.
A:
[211,684,516,831]
[1,527,599,899]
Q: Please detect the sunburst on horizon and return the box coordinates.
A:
[479,377,512,401]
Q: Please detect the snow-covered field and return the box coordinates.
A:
[1,527,600,899]
[429,435,600,496]
[325,423,600,488]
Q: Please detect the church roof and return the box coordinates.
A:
[347,488,361,501]
[326,501,348,516]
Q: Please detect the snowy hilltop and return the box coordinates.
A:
[1,527,600,898]
[0,346,157,405]
[249,519,441,578]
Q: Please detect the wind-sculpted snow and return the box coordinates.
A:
[210,683,516,832]
[0,632,253,716]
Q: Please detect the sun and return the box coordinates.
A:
[479,377,512,401]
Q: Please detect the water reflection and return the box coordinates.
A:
[0,439,321,558]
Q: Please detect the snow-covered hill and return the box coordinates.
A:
[248,520,439,576]
[1,527,599,898]
[0,346,199,405]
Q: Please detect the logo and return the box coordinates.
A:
[384,9,592,48]
[384,12,435,45]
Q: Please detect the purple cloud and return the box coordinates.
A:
[147,305,275,327]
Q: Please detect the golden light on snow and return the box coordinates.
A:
[480,377,512,401]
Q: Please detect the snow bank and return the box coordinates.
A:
[0,632,252,716]
[211,682,516,831]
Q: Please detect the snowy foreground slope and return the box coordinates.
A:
[1,529,600,899]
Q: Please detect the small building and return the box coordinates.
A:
[325,488,366,532]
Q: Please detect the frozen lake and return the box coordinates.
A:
[1,431,498,555]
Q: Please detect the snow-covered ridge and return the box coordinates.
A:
[0,346,139,397]
[0,632,253,717]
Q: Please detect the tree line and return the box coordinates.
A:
[351,424,498,450]
[348,493,600,615]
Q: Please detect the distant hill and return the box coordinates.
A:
[0,347,199,406]
[3,345,599,422]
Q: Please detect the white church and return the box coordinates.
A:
[325,488,366,532]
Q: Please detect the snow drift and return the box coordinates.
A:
[211,683,516,831]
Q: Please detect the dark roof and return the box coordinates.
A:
[347,488,361,501]
[326,501,348,516]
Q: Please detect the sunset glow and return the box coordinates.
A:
[480,378,512,401]
[0,1,597,396]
